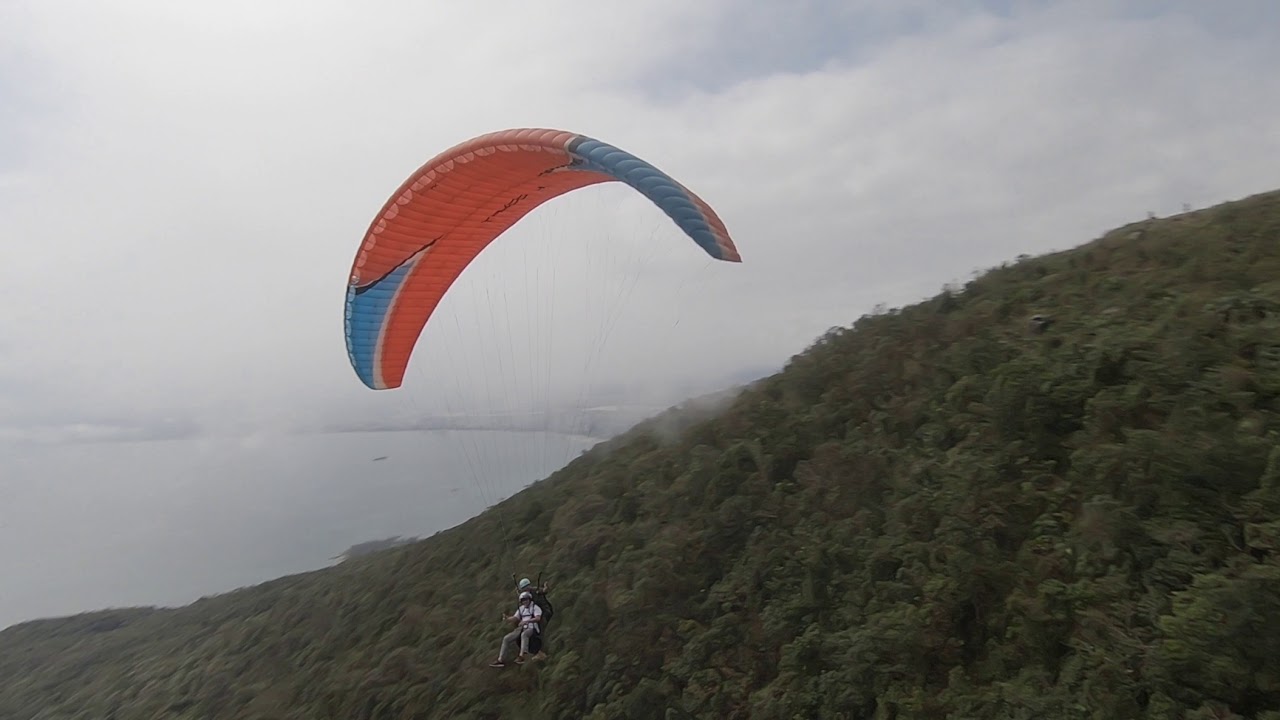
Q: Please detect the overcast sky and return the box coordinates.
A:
[1,0,1279,627]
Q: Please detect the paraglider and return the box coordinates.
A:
[343,127,741,390]
[340,129,740,669]
[490,590,543,667]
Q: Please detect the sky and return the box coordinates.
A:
[1,0,1279,627]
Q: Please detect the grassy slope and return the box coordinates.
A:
[3,190,1280,719]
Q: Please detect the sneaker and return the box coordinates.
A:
[489,661,505,668]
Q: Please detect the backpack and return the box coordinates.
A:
[532,590,554,626]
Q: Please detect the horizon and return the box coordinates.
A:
[3,0,1280,629]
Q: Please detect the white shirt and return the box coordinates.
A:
[515,602,542,631]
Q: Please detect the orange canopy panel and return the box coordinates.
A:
[344,128,740,390]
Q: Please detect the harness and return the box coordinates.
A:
[517,603,542,632]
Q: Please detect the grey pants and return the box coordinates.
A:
[499,625,536,661]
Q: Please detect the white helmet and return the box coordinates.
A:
[519,591,532,601]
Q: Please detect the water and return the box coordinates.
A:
[0,429,597,630]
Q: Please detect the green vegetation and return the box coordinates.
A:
[5,190,1280,719]
[334,536,420,562]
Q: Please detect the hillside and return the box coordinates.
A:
[4,189,1280,719]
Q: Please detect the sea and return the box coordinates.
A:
[0,428,598,630]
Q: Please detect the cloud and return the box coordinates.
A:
[2,0,1279,437]
[1,0,1279,626]
[0,413,203,444]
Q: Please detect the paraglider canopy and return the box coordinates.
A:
[343,127,741,391]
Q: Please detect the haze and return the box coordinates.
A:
[1,0,1278,629]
